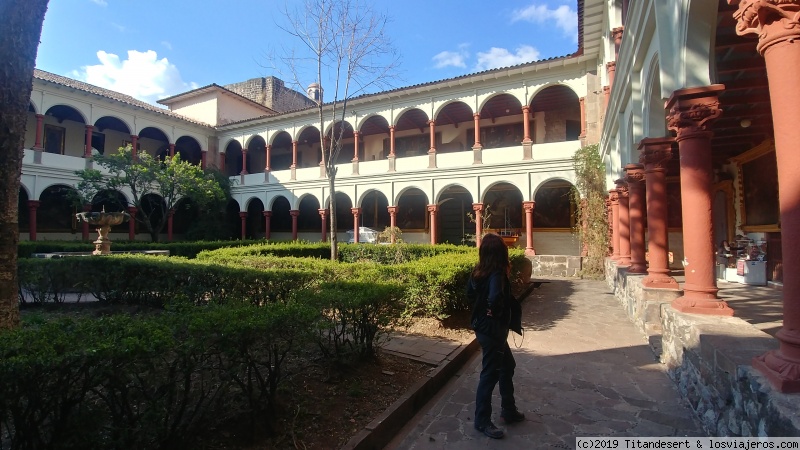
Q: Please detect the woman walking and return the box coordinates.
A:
[468,233,525,439]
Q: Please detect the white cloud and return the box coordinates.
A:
[432,44,469,69]
[475,45,541,71]
[512,3,578,43]
[90,0,108,6]
[70,50,198,105]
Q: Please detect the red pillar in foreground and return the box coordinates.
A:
[523,201,535,256]
[427,204,438,245]
[239,212,248,240]
[387,206,397,244]
[167,209,175,242]
[639,138,679,289]
[263,211,272,240]
[666,84,732,316]
[625,164,647,273]
[472,113,482,149]
[732,0,800,391]
[610,190,620,259]
[615,179,631,266]
[473,203,484,248]
[28,201,39,241]
[319,209,328,242]
[290,210,299,241]
[127,206,137,241]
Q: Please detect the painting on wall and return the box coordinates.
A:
[43,124,65,155]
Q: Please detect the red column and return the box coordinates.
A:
[351,208,361,243]
[389,126,396,157]
[615,180,631,266]
[606,197,614,256]
[82,204,91,241]
[606,61,617,90]
[352,131,360,161]
[579,97,587,140]
[290,210,299,241]
[638,138,678,289]
[428,120,436,153]
[521,106,532,143]
[167,209,175,242]
[666,84,732,316]
[239,212,248,240]
[127,206,137,241]
[523,201,535,256]
[84,125,93,157]
[387,206,397,244]
[33,114,44,150]
[473,203,484,247]
[263,211,272,240]
[625,164,647,273]
[472,114,482,149]
[603,86,611,113]
[265,144,271,172]
[130,135,138,160]
[732,0,800,391]
[319,209,328,242]
[427,204,439,245]
[291,141,298,168]
[610,190,620,260]
[200,151,206,169]
[611,26,624,60]
[219,152,226,172]
[241,149,248,175]
[28,201,39,241]
[169,143,175,158]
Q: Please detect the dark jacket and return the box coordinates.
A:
[468,270,521,340]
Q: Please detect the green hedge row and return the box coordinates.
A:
[0,303,318,449]
[18,239,265,259]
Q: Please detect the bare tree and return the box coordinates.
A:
[0,0,49,329]
[276,0,399,260]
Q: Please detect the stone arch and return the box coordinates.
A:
[395,187,428,230]
[139,126,171,160]
[481,182,524,231]
[175,135,203,166]
[43,103,88,124]
[28,101,38,115]
[245,198,265,239]
[324,118,354,137]
[172,197,200,237]
[477,92,524,115]
[38,184,79,233]
[529,85,582,143]
[297,194,322,232]
[355,113,390,132]
[533,179,577,229]
[437,184,474,245]
[269,131,293,171]
[224,139,244,176]
[331,192,354,232]
[246,135,267,173]
[327,121,357,165]
[270,196,292,232]
[433,99,475,120]
[642,56,667,138]
[297,126,322,168]
[93,116,132,155]
[393,107,429,128]
[225,199,242,239]
[358,190,390,230]
[18,187,30,233]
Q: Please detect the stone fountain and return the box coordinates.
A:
[75,208,131,255]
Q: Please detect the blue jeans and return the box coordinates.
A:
[474,331,516,428]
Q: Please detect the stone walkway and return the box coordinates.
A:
[387,278,706,449]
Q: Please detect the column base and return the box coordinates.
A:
[753,350,800,393]
[290,166,297,181]
[671,295,733,316]
[522,141,533,160]
[264,170,271,183]
[616,257,631,266]
[472,145,482,164]
[34,149,43,164]
[387,155,396,172]
[628,262,647,273]
[428,151,437,169]
[351,160,359,175]
[642,273,680,290]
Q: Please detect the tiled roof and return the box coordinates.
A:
[33,69,214,128]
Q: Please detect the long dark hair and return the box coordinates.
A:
[472,233,509,280]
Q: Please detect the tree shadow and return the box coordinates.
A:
[521,279,575,332]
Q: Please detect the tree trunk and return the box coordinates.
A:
[328,168,338,260]
[0,0,49,329]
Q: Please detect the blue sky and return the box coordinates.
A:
[35,0,579,105]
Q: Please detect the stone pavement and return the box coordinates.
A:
[386,278,706,449]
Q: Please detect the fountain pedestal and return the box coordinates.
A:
[75,211,131,255]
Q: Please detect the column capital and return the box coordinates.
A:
[520,105,530,114]
[427,120,435,126]
[27,200,41,209]
[666,85,725,140]
[318,208,328,217]
[603,85,610,95]
[351,207,361,216]
[611,26,625,45]
[609,189,619,204]
[262,210,272,217]
[522,200,536,212]
[472,203,484,212]
[427,204,439,213]
[289,210,300,217]
[614,179,629,197]
[127,206,137,213]
[639,137,674,169]
[239,212,248,219]
[387,206,397,214]
[606,61,616,72]
[730,0,800,54]
[624,163,646,185]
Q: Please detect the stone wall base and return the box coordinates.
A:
[605,257,800,437]
[529,255,582,278]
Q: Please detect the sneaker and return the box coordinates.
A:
[501,408,526,423]
[475,422,504,439]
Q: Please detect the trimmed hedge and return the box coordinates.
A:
[0,303,317,449]
[18,239,263,259]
